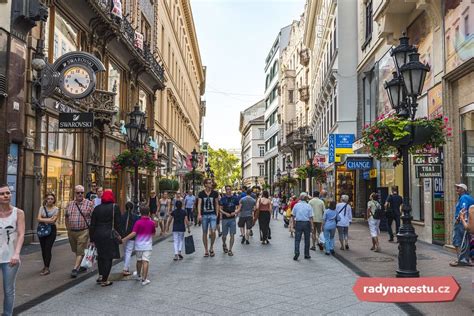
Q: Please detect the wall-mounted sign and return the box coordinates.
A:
[317,147,329,155]
[369,169,377,178]
[346,158,372,170]
[362,170,370,180]
[463,164,474,177]
[415,164,443,178]
[413,155,441,165]
[59,112,94,128]
[329,134,335,163]
[335,134,355,148]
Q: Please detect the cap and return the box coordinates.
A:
[299,192,308,199]
[455,183,468,191]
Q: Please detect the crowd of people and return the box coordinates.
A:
[0,180,472,315]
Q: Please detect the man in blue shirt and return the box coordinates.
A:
[451,184,474,266]
[219,185,240,256]
[184,191,196,226]
[291,192,313,261]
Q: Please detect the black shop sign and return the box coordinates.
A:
[59,112,94,129]
[415,165,443,178]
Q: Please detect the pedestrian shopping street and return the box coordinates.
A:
[22,221,404,316]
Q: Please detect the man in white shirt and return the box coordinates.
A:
[308,191,325,251]
[271,194,281,219]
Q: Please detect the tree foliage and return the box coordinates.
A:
[208,147,241,190]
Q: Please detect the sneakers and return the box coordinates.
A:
[141,279,151,286]
[70,269,78,278]
[132,271,141,280]
[241,236,245,244]
[245,240,249,245]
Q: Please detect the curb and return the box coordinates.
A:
[14,234,170,315]
[332,252,424,316]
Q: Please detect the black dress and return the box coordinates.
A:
[89,202,121,260]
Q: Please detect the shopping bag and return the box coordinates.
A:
[185,235,195,255]
[319,232,325,244]
[80,245,97,269]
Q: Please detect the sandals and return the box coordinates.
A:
[228,250,233,256]
[122,270,131,276]
[40,268,50,276]
[204,252,209,257]
[223,244,228,253]
[178,254,184,260]
[173,255,179,261]
[101,281,113,287]
[209,250,215,257]
[96,276,103,283]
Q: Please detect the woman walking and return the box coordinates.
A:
[255,190,272,244]
[0,184,25,316]
[271,194,280,219]
[367,193,381,252]
[158,192,171,235]
[336,195,352,250]
[37,193,58,276]
[120,201,139,276]
[322,201,340,255]
[89,190,121,287]
[167,201,190,260]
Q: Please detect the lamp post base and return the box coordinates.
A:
[396,207,419,278]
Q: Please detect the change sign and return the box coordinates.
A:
[415,165,443,178]
[59,113,94,128]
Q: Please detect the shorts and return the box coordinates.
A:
[202,214,217,232]
[68,229,89,256]
[136,250,152,262]
[238,216,253,229]
[453,222,467,247]
[159,212,168,221]
[368,218,380,237]
[221,218,237,235]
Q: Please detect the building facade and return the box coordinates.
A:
[0,0,205,242]
[240,100,265,188]
[263,25,291,190]
[304,0,358,204]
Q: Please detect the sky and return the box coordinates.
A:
[191,0,306,150]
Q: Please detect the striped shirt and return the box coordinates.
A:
[65,199,94,231]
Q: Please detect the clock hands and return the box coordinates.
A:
[74,78,86,89]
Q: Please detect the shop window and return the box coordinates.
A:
[139,89,148,113]
[48,117,74,159]
[46,158,74,230]
[52,11,79,61]
[461,111,474,190]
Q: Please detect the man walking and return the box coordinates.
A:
[184,190,196,225]
[86,182,97,200]
[219,185,240,256]
[197,179,220,257]
[385,186,402,242]
[292,192,313,260]
[450,184,474,267]
[309,191,325,251]
[238,189,256,245]
[65,185,94,278]
[271,194,281,219]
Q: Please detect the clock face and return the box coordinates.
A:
[59,65,95,99]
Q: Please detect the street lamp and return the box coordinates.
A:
[191,148,198,196]
[276,168,282,195]
[125,105,148,211]
[286,157,292,196]
[205,163,211,177]
[384,33,430,278]
[306,136,315,195]
[254,176,258,188]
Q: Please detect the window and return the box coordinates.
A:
[259,164,265,176]
[333,17,337,53]
[53,11,79,61]
[141,15,151,44]
[53,34,58,60]
[259,145,265,157]
[365,0,373,41]
[108,61,121,119]
[259,128,264,139]
[465,15,469,36]
[288,90,294,103]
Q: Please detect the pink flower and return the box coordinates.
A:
[447,132,452,137]
[374,142,380,148]
[444,117,449,122]
[447,127,452,131]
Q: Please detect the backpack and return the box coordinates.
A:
[372,201,384,220]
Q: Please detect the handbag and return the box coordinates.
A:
[184,234,195,254]
[80,244,97,269]
[110,204,122,244]
[37,207,52,238]
[372,201,385,220]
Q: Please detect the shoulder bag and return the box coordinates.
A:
[37,206,52,238]
[75,202,90,228]
[371,201,384,220]
[111,204,122,244]
[335,204,348,224]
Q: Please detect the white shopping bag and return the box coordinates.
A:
[80,245,97,269]
[319,232,325,244]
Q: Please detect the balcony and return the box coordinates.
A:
[299,85,310,102]
[299,48,310,66]
[285,121,309,150]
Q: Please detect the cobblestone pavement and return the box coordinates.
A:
[22,219,405,315]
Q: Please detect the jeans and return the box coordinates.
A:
[123,240,135,271]
[39,225,57,268]
[453,222,471,263]
[1,262,20,316]
[324,228,336,253]
[201,214,217,233]
[294,221,311,257]
[173,232,185,254]
[387,214,401,239]
[272,206,279,219]
[337,226,349,243]
[186,208,194,222]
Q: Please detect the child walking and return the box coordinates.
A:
[167,200,190,260]
[122,205,156,286]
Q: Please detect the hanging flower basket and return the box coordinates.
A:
[111,147,159,174]
[184,170,204,183]
[295,166,327,184]
[362,114,450,165]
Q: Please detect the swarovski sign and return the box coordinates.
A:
[59,113,94,128]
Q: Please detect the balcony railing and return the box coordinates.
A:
[299,48,310,66]
[299,85,310,102]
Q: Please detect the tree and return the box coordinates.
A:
[208,147,241,190]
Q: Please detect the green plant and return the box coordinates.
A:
[295,166,327,184]
[158,178,173,192]
[111,147,158,174]
[184,170,204,183]
[361,114,450,165]
[171,179,179,191]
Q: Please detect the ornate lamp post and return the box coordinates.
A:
[306,136,316,195]
[384,33,430,278]
[276,168,282,195]
[286,157,292,196]
[191,148,198,196]
[254,176,258,188]
[125,105,149,210]
[205,163,211,178]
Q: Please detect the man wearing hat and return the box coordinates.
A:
[291,192,313,260]
[451,183,473,266]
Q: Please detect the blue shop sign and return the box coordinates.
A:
[335,134,355,148]
[329,134,335,163]
[362,170,370,180]
[346,159,372,170]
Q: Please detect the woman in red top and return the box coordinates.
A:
[255,190,272,244]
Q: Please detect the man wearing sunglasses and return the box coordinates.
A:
[65,185,94,278]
